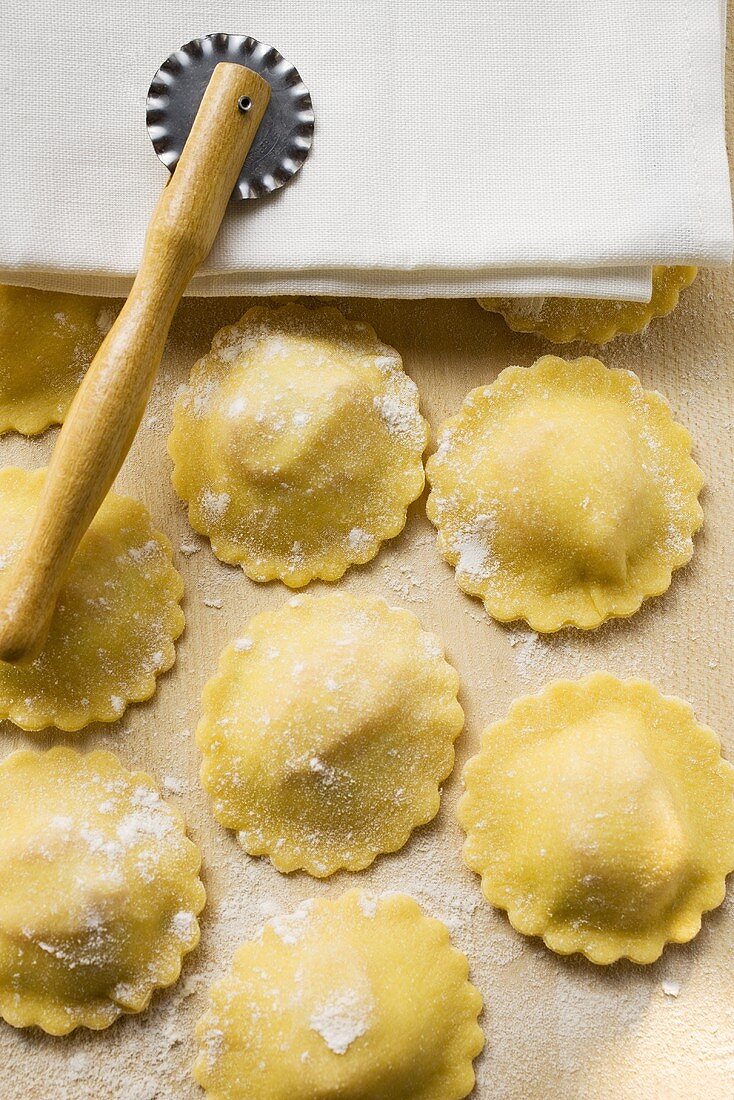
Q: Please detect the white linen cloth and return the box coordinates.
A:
[0,0,730,300]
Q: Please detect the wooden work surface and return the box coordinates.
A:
[2,21,734,1089]
[0,271,731,1099]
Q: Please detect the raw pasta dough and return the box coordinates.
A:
[0,747,205,1034]
[478,266,697,344]
[197,592,463,876]
[459,673,734,964]
[0,467,184,730]
[426,356,703,632]
[0,285,114,435]
[194,890,483,1100]
[168,303,428,586]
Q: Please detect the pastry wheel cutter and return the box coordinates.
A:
[0,33,314,662]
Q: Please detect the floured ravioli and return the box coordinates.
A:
[194,890,483,1100]
[0,467,184,730]
[168,303,428,586]
[478,266,697,344]
[197,592,463,876]
[0,285,115,435]
[459,673,734,964]
[426,356,703,632]
[0,747,205,1033]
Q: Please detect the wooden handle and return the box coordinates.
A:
[0,63,270,662]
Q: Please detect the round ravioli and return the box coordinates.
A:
[478,266,697,344]
[194,890,483,1100]
[0,467,184,730]
[0,285,114,435]
[425,356,703,632]
[168,303,428,586]
[0,747,205,1033]
[197,592,463,876]
[459,673,734,965]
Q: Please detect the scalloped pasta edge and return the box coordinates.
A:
[197,594,463,877]
[168,302,429,587]
[0,747,206,1034]
[477,266,698,345]
[458,673,734,965]
[193,890,484,1100]
[0,470,185,731]
[425,357,704,632]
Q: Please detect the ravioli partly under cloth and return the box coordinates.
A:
[459,673,734,965]
[198,592,463,877]
[0,285,115,435]
[194,890,483,1100]
[478,266,697,345]
[168,303,428,586]
[0,467,184,731]
[0,747,205,1033]
[426,356,703,632]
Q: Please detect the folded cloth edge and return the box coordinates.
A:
[0,266,655,302]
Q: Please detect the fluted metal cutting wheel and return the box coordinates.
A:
[146,32,314,200]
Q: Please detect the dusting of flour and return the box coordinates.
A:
[309,988,374,1055]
